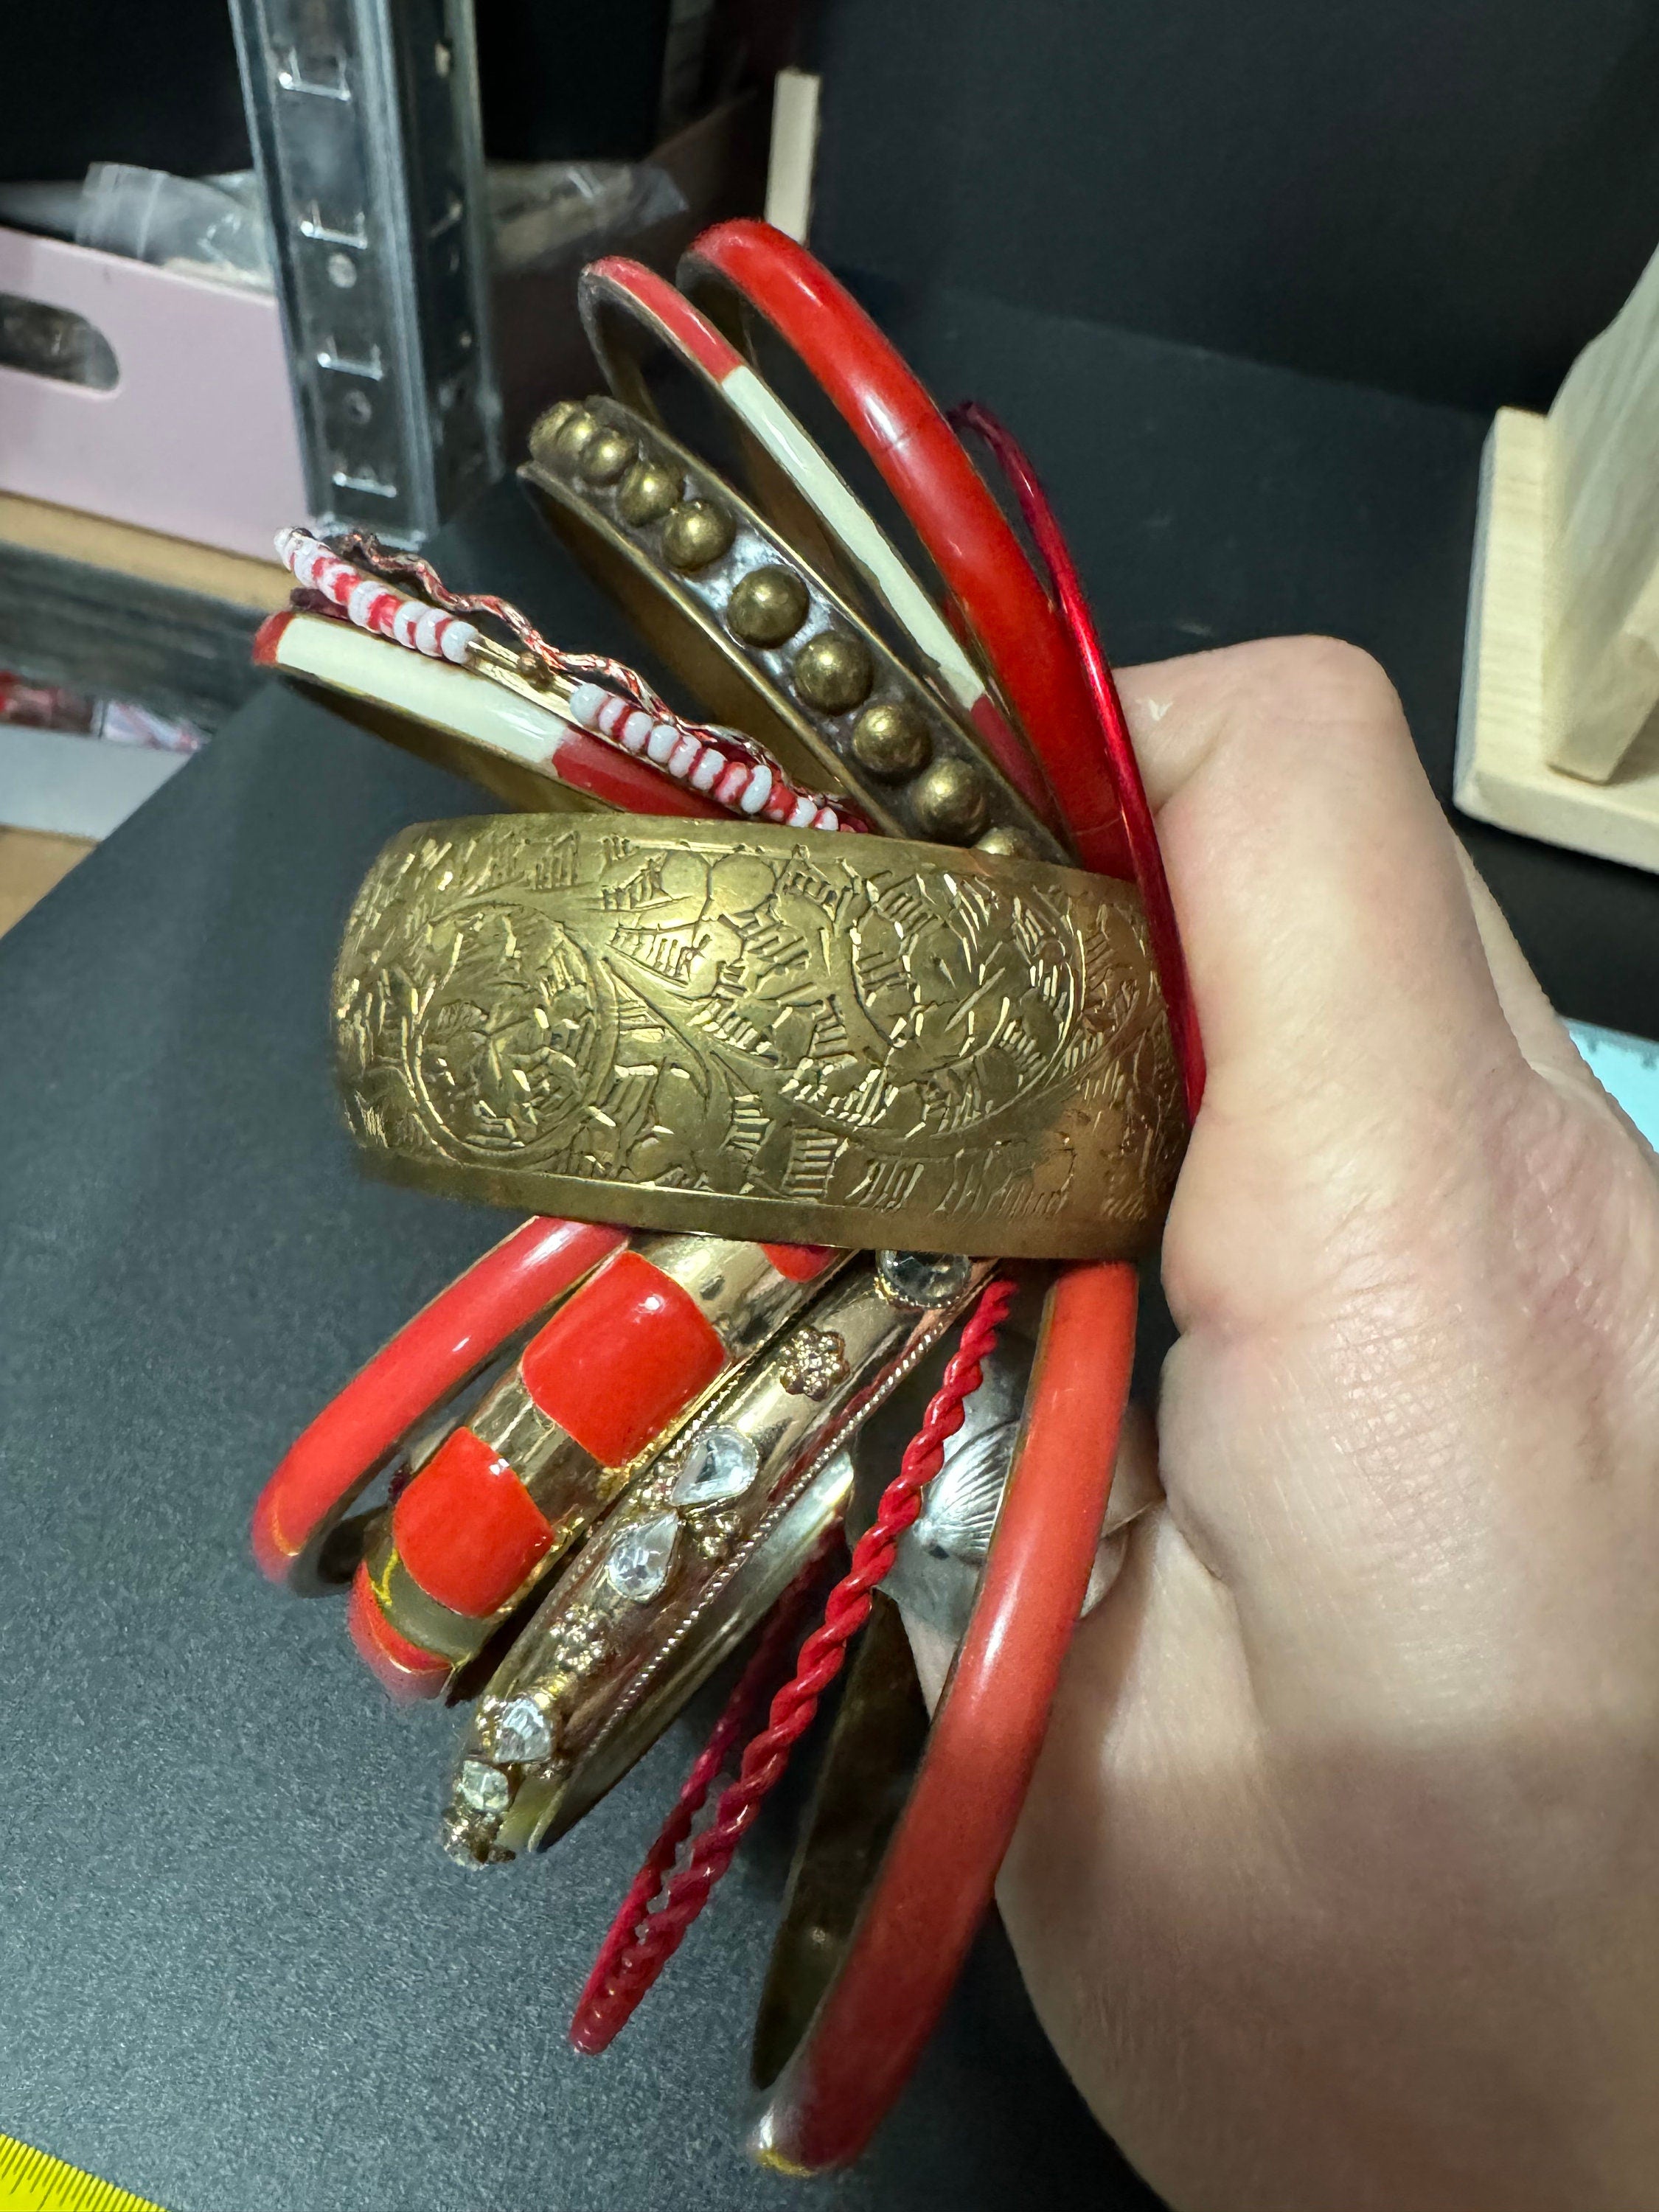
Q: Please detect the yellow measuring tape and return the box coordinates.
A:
[0,2135,165,2212]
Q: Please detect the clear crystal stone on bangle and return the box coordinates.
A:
[605,1512,681,1602]
[672,1425,760,1509]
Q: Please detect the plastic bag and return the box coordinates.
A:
[13,157,678,290]
[487,161,685,274]
[74,164,271,289]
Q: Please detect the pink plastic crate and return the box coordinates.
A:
[0,224,306,560]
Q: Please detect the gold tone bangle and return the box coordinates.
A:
[523,397,1065,863]
[449,1460,851,1865]
[363,1514,500,1664]
[333,813,1184,1260]
[441,1257,989,1865]
[751,1590,927,2091]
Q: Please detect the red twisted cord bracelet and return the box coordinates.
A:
[570,1275,1019,2053]
[573,1530,841,2025]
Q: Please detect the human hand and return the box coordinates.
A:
[991,639,1659,2211]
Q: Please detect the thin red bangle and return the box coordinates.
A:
[748,1259,1138,2172]
[678,220,1135,880]
[250,1217,624,1589]
[558,251,1164,2130]
[953,402,1206,1118]
[574,254,1058,829]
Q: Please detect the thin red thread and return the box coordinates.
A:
[948,404,1205,1119]
[570,1275,1020,2055]
[330,528,664,698]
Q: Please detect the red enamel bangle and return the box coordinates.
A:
[575,255,1058,829]
[749,1259,1138,2173]
[678,220,1134,880]
[251,1216,625,1591]
[349,1237,843,1700]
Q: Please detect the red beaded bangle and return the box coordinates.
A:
[748,1259,1138,2173]
[575,255,1058,828]
[250,1217,625,1591]
[678,221,1134,880]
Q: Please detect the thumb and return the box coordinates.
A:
[1118,636,1525,1335]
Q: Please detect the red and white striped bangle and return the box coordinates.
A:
[575,257,1060,830]
[675,224,1138,874]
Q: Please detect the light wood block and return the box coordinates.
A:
[1455,406,1659,872]
[1545,241,1659,780]
[764,69,821,243]
[1455,235,1659,872]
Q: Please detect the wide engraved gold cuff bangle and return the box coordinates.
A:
[333,813,1184,1260]
[442,1255,989,1865]
[522,396,1065,863]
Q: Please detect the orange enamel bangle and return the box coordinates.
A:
[251,1216,625,1591]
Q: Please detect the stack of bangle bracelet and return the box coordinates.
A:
[251,218,1197,2171]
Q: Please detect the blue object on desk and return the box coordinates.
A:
[1565,1020,1659,1149]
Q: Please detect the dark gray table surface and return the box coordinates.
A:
[1,280,1653,2212]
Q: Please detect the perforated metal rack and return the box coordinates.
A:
[229,0,502,549]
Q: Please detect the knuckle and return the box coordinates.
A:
[1210,635,1411,797]
[1262,634,1402,727]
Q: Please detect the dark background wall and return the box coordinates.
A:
[1,1,694,178]
[8,1,1659,414]
[0,0,790,181]
[807,0,1659,411]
